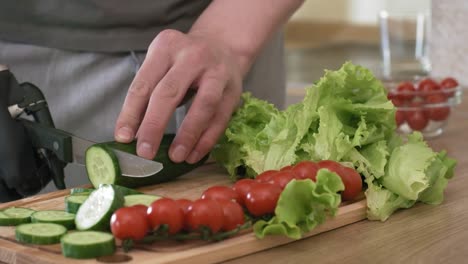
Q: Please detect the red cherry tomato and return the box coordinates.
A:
[147,198,184,235]
[201,185,240,204]
[175,199,193,215]
[397,82,416,101]
[387,91,396,100]
[417,78,440,97]
[425,94,450,121]
[217,200,245,231]
[186,199,224,233]
[292,161,320,181]
[245,183,282,217]
[317,160,362,201]
[232,179,258,206]
[406,110,428,131]
[269,170,296,189]
[255,170,278,183]
[395,110,406,127]
[440,77,458,97]
[391,97,405,107]
[111,206,149,240]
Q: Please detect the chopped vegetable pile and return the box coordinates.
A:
[212,62,456,222]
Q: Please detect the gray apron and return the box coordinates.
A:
[0,32,285,191]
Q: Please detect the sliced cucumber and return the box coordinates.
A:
[0,207,35,226]
[85,134,209,188]
[16,223,66,245]
[111,185,142,196]
[70,188,94,195]
[86,145,120,188]
[0,211,17,226]
[124,194,160,207]
[61,231,115,259]
[75,184,124,231]
[31,210,76,230]
[65,195,89,214]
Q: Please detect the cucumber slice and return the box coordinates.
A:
[61,231,115,259]
[16,223,66,245]
[31,210,76,230]
[0,207,35,226]
[112,185,142,196]
[75,184,124,231]
[124,194,160,207]
[86,145,120,188]
[65,195,89,214]
[0,211,17,226]
[70,188,94,195]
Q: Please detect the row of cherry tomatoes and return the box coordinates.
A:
[110,160,363,241]
[388,77,458,130]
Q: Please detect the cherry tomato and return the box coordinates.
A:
[147,198,184,235]
[232,179,258,206]
[201,185,240,204]
[440,77,458,97]
[417,78,440,97]
[255,170,278,183]
[280,165,294,171]
[317,160,362,201]
[425,94,450,121]
[186,199,224,233]
[245,183,282,217]
[387,91,396,100]
[111,206,149,240]
[397,82,416,101]
[269,170,296,189]
[395,110,406,127]
[292,161,320,181]
[218,200,245,231]
[391,97,405,107]
[406,109,428,131]
[175,199,193,215]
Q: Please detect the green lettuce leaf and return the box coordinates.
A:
[381,133,437,200]
[365,177,416,221]
[254,169,344,239]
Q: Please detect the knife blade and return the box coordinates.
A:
[71,136,164,178]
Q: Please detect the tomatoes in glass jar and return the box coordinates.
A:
[425,94,450,121]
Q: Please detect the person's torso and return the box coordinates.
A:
[0,0,212,52]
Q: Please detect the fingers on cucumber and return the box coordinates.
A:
[61,231,115,259]
[16,223,67,245]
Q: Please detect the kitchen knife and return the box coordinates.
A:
[20,119,164,178]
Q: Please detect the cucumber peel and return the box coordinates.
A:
[16,223,66,245]
[61,231,115,259]
[124,194,160,207]
[31,210,76,230]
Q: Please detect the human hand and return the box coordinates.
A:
[114,29,243,164]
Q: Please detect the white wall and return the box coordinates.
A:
[291,0,431,25]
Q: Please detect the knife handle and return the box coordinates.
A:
[20,119,73,163]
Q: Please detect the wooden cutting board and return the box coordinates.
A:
[0,162,367,264]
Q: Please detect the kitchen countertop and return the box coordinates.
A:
[226,91,468,264]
